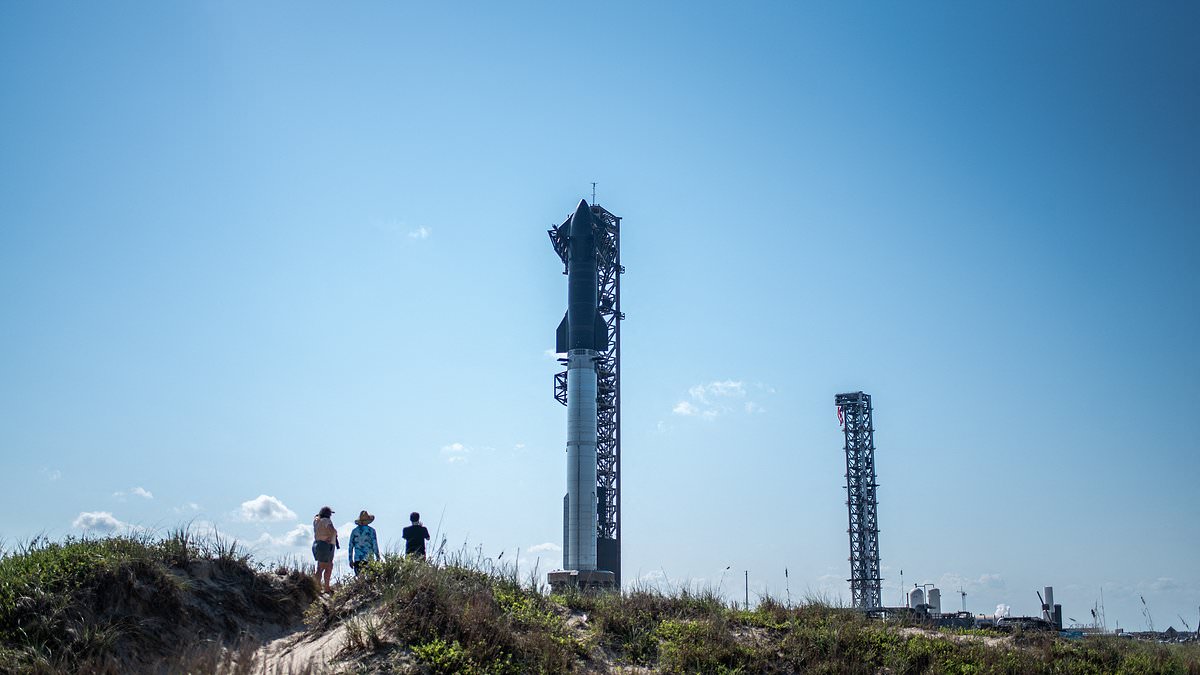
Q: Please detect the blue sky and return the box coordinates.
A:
[2,2,1197,630]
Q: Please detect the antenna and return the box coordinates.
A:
[591,182,597,204]
[1100,587,1107,632]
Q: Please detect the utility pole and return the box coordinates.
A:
[744,570,749,609]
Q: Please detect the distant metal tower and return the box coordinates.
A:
[550,204,624,586]
[836,391,882,609]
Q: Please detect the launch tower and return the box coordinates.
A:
[548,201,623,589]
[835,391,882,610]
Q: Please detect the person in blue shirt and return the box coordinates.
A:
[348,510,380,575]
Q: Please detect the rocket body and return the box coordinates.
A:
[554,199,608,572]
[565,349,598,570]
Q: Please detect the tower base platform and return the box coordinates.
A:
[547,570,616,592]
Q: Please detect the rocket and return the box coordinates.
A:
[552,199,608,571]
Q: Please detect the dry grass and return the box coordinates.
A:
[0,529,317,674]
[4,535,1198,674]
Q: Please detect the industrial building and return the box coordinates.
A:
[835,391,1065,632]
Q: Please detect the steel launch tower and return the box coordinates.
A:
[836,391,882,610]
[548,200,623,590]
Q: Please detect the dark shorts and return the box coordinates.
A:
[312,540,334,563]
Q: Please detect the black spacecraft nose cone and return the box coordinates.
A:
[570,199,592,234]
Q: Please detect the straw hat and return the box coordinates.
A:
[355,510,375,525]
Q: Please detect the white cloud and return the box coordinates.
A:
[254,523,312,549]
[43,467,61,481]
[636,570,675,592]
[673,379,770,419]
[186,520,221,540]
[935,572,1007,593]
[174,502,201,514]
[115,486,154,500]
[72,511,127,533]
[689,380,746,404]
[238,495,298,522]
[1143,577,1183,593]
[408,226,431,240]
[977,573,1005,589]
[283,523,311,546]
[441,442,471,464]
[528,542,561,554]
[672,401,698,416]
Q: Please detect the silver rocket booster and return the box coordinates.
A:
[553,199,608,572]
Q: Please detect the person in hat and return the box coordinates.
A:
[348,510,380,575]
[402,511,430,559]
[312,506,339,593]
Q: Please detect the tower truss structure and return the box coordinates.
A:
[550,204,624,585]
[835,391,882,610]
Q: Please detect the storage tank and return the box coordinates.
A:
[927,588,942,615]
[909,588,925,608]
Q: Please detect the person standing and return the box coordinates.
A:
[401,511,430,558]
[348,510,380,575]
[312,506,339,593]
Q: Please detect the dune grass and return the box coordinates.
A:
[0,530,316,674]
[2,534,1198,674]
[317,551,1200,674]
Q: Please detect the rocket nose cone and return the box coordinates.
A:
[570,199,593,234]
[573,199,591,219]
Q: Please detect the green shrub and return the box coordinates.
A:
[0,532,314,674]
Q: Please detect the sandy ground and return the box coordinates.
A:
[248,623,347,674]
[245,601,405,674]
[899,626,1012,648]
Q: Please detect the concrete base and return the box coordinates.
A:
[547,569,616,592]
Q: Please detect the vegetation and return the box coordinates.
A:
[313,554,582,674]
[0,531,316,674]
[2,534,1198,673]
[319,553,1200,674]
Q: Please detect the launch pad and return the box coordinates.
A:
[546,569,617,593]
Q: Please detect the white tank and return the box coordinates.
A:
[927,588,942,614]
[909,588,925,608]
